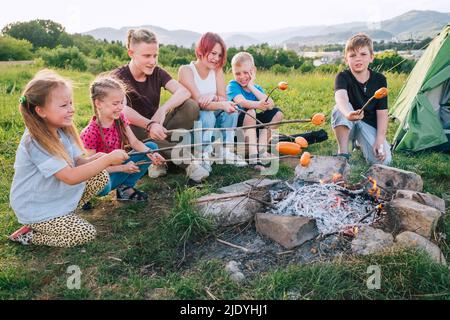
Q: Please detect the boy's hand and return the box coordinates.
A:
[248,69,257,88]
[147,152,165,166]
[148,123,168,141]
[257,100,272,111]
[108,150,129,165]
[221,101,238,114]
[373,140,386,162]
[121,161,140,174]
[346,110,364,121]
[199,95,216,108]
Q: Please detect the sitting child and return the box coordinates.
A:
[331,33,392,165]
[227,52,284,167]
[80,75,164,201]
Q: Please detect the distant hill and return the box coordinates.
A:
[83,10,450,47]
[83,25,201,47]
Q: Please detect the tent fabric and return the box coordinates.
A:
[391,24,450,152]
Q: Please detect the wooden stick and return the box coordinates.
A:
[356,96,375,115]
[236,108,296,140]
[134,155,295,166]
[216,238,252,253]
[143,119,313,143]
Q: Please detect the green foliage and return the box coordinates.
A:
[372,50,416,73]
[299,61,315,73]
[2,19,68,49]
[37,46,88,71]
[0,36,33,61]
[270,64,291,74]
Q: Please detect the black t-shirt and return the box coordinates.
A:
[113,65,172,120]
[334,69,387,129]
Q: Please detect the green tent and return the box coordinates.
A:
[391,24,450,152]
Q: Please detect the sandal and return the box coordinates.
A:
[116,185,148,202]
[9,226,33,245]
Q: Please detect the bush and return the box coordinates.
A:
[315,64,340,74]
[371,50,416,74]
[0,36,33,61]
[37,46,88,71]
[270,64,290,74]
[299,61,315,73]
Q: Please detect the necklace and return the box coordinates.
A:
[362,79,369,93]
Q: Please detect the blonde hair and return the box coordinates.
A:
[231,52,255,68]
[19,69,83,165]
[345,33,374,56]
[90,75,129,151]
[126,28,158,50]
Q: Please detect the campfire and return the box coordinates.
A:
[268,175,384,235]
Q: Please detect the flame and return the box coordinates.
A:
[368,177,381,199]
[332,173,343,183]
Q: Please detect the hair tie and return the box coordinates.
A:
[19,96,27,105]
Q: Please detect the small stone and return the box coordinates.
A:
[225,261,245,282]
[351,226,394,255]
[395,231,447,266]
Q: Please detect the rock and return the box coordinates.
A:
[387,198,441,239]
[395,190,445,212]
[295,156,350,183]
[225,261,245,282]
[255,213,319,249]
[395,231,447,266]
[218,179,281,194]
[351,226,394,255]
[196,193,263,227]
[364,165,423,193]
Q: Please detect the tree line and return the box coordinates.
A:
[1,19,419,74]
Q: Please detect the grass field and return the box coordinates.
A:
[0,64,449,300]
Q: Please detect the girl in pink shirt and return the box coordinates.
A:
[81,76,164,201]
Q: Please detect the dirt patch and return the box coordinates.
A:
[179,222,353,276]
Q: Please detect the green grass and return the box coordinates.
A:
[0,63,449,300]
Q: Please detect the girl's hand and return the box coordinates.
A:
[121,161,140,174]
[199,95,216,108]
[107,149,129,165]
[147,152,165,166]
[221,101,237,114]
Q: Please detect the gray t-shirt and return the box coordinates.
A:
[10,129,86,224]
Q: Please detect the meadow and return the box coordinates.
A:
[0,63,449,299]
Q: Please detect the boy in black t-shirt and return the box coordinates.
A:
[332,33,392,165]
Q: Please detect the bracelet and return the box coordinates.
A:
[145,121,157,132]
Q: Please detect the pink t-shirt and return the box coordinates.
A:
[80,112,130,153]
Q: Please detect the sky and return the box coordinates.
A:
[1,0,450,34]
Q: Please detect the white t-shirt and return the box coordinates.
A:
[188,62,217,96]
[10,129,86,224]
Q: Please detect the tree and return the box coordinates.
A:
[2,19,68,49]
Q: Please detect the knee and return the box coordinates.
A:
[144,141,158,150]
[199,111,216,128]
[183,99,200,121]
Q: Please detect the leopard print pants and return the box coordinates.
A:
[27,170,109,247]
